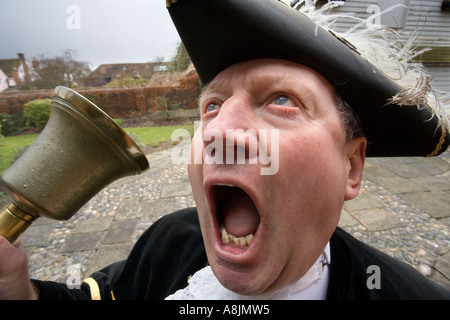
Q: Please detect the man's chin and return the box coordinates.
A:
[210,260,274,296]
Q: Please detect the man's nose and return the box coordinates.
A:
[202,98,259,164]
[205,96,254,133]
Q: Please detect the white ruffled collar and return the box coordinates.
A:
[166,242,330,300]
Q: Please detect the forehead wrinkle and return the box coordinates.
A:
[244,69,321,104]
[244,72,287,96]
[202,73,233,96]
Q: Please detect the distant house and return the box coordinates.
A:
[0,69,8,92]
[85,62,169,87]
[324,0,450,94]
[0,53,34,92]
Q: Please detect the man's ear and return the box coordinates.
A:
[344,137,367,201]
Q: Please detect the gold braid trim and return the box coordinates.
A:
[427,123,448,157]
[83,277,101,300]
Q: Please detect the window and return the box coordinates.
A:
[377,0,410,29]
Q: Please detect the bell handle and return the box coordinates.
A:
[0,203,37,243]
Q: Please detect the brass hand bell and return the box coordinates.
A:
[0,86,149,243]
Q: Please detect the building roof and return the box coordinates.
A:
[0,58,20,77]
[85,62,168,87]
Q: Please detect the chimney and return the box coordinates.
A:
[18,53,31,88]
[11,68,21,86]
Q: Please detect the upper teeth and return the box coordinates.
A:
[221,227,254,247]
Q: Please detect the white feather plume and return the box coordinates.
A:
[281,0,450,130]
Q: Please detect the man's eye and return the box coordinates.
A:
[272,95,296,108]
[205,102,220,113]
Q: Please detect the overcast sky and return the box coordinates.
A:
[0,0,181,69]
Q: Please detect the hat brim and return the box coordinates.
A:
[168,0,449,157]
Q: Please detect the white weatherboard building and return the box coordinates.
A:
[298,0,450,111]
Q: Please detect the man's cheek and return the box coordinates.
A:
[190,128,204,165]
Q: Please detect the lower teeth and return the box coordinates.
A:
[221,227,254,246]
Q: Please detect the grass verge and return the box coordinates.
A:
[0,125,194,174]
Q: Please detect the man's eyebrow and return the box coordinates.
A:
[198,80,222,110]
[245,74,283,94]
[198,77,230,109]
[199,69,323,106]
[244,72,315,98]
[198,84,212,108]
[201,76,230,96]
[203,72,294,96]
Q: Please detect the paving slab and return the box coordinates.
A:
[103,219,138,244]
[398,191,450,219]
[350,208,406,231]
[86,243,134,275]
[385,162,433,179]
[144,197,177,213]
[160,181,192,198]
[364,175,425,194]
[338,209,359,227]
[362,164,394,179]
[114,199,145,220]
[410,176,450,191]
[416,157,450,175]
[22,222,56,247]
[343,194,384,212]
[59,232,105,253]
[149,152,176,170]
[72,217,113,234]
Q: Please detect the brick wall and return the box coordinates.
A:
[0,66,201,119]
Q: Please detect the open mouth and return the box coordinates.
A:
[212,185,261,248]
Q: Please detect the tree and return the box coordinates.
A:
[105,76,148,88]
[32,49,91,89]
[168,42,191,72]
[155,95,179,120]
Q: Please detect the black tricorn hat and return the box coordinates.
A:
[167,0,449,157]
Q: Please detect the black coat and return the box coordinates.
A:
[32,207,450,300]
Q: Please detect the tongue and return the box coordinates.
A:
[221,187,260,238]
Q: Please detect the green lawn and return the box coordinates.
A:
[0,125,194,173]
[0,134,38,174]
[124,125,194,148]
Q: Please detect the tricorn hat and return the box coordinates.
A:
[166,0,449,157]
